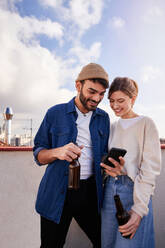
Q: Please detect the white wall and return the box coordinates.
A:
[0,151,92,248]
[0,150,164,248]
[153,149,165,248]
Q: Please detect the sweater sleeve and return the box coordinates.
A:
[131,117,161,217]
[108,121,116,149]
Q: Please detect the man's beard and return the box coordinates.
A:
[79,88,100,111]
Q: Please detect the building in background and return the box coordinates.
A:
[160,138,165,144]
[0,108,33,146]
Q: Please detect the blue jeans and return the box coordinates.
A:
[101,176,155,248]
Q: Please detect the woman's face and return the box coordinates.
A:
[109,90,135,119]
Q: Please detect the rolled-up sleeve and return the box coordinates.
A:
[132,118,161,217]
[33,110,52,166]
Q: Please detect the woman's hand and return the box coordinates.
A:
[100,156,125,177]
[119,210,141,239]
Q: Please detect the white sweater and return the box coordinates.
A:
[108,116,161,217]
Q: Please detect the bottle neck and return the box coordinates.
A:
[114,194,124,214]
[71,158,80,166]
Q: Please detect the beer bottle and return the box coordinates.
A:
[68,158,80,190]
[114,194,131,239]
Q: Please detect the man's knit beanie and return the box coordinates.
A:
[76,63,109,88]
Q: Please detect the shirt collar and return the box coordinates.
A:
[66,97,77,113]
[66,97,104,116]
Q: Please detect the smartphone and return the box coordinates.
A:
[102,147,127,168]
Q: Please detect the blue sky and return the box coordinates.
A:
[0,0,165,137]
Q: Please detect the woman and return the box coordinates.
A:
[101,77,161,248]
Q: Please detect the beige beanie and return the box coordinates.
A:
[76,63,109,87]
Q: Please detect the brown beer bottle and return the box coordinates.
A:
[114,194,131,239]
[68,158,80,190]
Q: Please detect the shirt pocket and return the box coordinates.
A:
[98,128,107,152]
[50,126,71,147]
[98,128,107,140]
[98,129,105,137]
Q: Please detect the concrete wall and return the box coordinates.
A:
[0,149,164,248]
[153,149,165,248]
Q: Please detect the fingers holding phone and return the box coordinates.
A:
[100,147,126,177]
[101,160,124,177]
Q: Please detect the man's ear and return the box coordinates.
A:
[75,81,82,93]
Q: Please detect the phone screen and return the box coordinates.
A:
[103,147,127,168]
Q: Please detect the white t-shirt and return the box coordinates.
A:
[75,106,94,179]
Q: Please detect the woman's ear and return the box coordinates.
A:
[131,95,137,106]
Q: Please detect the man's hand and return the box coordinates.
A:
[56,143,83,162]
[37,142,83,164]
[119,210,141,239]
[100,156,125,177]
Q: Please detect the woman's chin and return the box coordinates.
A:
[115,112,122,117]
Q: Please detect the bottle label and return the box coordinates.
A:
[68,163,80,190]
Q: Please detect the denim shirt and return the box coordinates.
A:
[33,97,110,223]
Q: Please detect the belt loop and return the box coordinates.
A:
[113,177,118,195]
[121,175,124,185]
[122,175,126,184]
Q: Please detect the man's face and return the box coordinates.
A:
[76,80,106,113]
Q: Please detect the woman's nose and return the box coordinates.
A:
[112,102,119,109]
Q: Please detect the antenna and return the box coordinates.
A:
[22,118,33,146]
[3,107,13,145]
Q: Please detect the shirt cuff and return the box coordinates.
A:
[33,147,46,166]
[131,203,148,218]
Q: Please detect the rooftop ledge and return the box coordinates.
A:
[0,146,32,151]
[0,144,165,151]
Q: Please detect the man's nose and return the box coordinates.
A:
[92,94,102,102]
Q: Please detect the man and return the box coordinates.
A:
[33,63,123,248]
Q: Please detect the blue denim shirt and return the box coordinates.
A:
[33,97,110,223]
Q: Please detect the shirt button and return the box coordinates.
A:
[61,187,66,194]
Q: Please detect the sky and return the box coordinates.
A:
[0,0,165,138]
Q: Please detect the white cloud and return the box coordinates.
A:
[0,0,105,137]
[69,0,103,32]
[143,6,164,23]
[109,16,125,29]
[0,5,103,120]
[140,65,162,83]
[39,0,64,8]
[0,10,64,43]
[0,0,22,11]
[22,16,64,40]
[39,0,104,35]
[136,64,165,137]
[0,8,75,117]
[69,42,101,64]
